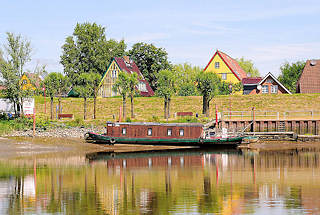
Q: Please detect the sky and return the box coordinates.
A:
[1,0,320,76]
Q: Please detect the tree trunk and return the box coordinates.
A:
[203,96,210,116]
[50,97,54,120]
[93,95,97,119]
[20,97,24,116]
[83,97,87,120]
[130,95,134,118]
[58,97,61,114]
[167,97,171,119]
[164,98,167,119]
[122,96,126,120]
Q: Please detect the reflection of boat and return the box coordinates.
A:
[86,148,242,167]
[85,122,244,146]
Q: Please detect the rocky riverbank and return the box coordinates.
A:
[6,126,106,139]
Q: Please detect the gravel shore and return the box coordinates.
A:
[6,126,106,139]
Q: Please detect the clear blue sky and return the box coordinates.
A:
[1,0,319,76]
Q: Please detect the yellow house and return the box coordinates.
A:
[203,50,247,84]
[20,73,39,91]
[97,56,154,98]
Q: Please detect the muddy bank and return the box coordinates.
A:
[0,136,191,160]
[239,141,320,151]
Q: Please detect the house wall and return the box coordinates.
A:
[20,74,36,91]
[204,54,240,84]
[248,81,286,95]
[97,61,121,98]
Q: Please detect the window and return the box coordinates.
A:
[221,73,227,80]
[122,128,126,135]
[167,129,172,136]
[271,85,278,94]
[215,62,220,69]
[138,82,147,92]
[147,128,152,136]
[179,129,184,136]
[262,85,269,94]
[111,70,117,78]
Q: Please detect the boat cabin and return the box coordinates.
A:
[106,122,203,139]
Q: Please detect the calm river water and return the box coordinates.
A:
[1,147,320,214]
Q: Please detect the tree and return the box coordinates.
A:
[156,69,176,120]
[128,42,171,91]
[55,74,69,114]
[196,72,222,117]
[237,57,260,77]
[0,32,32,115]
[44,73,59,120]
[74,73,96,120]
[173,63,201,96]
[278,61,305,93]
[128,73,138,118]
[113,72,130,120]
[60,22,126,84]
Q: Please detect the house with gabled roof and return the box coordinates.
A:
[19,72,42,91]
[97,56,154,98]
[296,59,320,93]
[242,73,291,95]
[203,50,247,84]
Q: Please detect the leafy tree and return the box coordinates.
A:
[196,72,222,116]
[60,22,126,84]
[55,74,69,114]
[74,73,96,120]
[220,81,243,95]
[156,69,176,120]
[128,73,138,118]
[44,73,59,120]
[237,57,260,77]
[0,32,32,115]
[128,42,171,91]
[278,61,305,93]
[113,72,130,120]
[174,63,201,96]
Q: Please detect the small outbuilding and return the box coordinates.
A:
[242,73,291,95]
[296,60,320,93]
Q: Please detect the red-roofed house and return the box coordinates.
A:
[203,50,247,84]
[97,56,154,97]
[242,73,291,95]
[296,60,320,93]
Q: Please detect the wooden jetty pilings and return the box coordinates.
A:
[221,119,320,135]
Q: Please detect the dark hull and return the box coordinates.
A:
[85,132,244,146]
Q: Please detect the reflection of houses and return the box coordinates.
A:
[297,59,320,93]
[242,73,291,95]
[97,56,154,97]
[203,50,247,84]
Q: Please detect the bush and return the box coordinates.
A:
[125,117,132,122]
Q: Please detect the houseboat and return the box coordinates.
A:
[85,122,244,146]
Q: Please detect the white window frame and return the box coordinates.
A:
[147,128,152,136]
[271,85,278,94]
[179,129,184,136]
[122,128,126,135]
[167,128,172,136]
[215,62,220,69]
[262,85,269,94]
[221,73,227,80]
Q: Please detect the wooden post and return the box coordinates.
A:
[33,107,36,137]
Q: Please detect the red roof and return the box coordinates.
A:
[114,57,154,96]
[217,51,247,80]
[297,60,320,93]
[242,77,262,85]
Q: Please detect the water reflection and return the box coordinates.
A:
[1,147,320,214]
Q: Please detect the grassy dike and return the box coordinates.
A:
[35,93,320,123]
[0,93,319,135]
